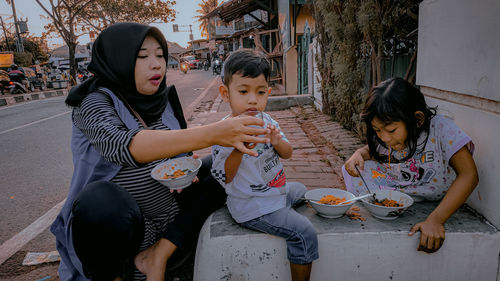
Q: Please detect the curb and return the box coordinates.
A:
[0,89,68,107]
[265,94,314,111]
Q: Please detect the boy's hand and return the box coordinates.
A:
[409,219,445,253]
[266,124,282,146]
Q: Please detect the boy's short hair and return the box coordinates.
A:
[222,48,271,86]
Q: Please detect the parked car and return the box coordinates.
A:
[181,55,200,69]
[20,67,48,91]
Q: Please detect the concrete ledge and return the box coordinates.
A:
[0,89,68,106]
[194,202,500,281]
[265,94,314,111]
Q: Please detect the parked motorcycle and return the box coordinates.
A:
[8,80,28,95]
[180,62,189,74]
[213,59,221,75]
[8,73,29,95]
[203,60,210,71]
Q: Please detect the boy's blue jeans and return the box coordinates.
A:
[240,182,319,264]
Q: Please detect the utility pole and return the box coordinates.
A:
[189,24,194,55]
[9,0,24,52]
[173,24,195,55]
[0,16,11,50]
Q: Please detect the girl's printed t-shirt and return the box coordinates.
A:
[211,113,289,223]
[343,115,474,201]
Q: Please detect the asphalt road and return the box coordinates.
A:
[0,68,218,254]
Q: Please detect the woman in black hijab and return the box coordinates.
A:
[53,22,269,281]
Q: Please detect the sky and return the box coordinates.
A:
[0,0,209,50]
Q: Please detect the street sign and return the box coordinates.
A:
[173,24,179,32]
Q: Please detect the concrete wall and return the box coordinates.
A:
[417,0,500,228]
[309,38,323,110]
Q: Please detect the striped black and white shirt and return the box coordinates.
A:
[74,92,179,280]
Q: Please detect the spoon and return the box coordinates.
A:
[354,165,378,202]
[302,193,372,205]
[341,193,374,205]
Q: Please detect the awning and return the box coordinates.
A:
[202,0,271,23]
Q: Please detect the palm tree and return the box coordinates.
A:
[195,0,222,38]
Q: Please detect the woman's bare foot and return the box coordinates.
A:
[134,239,177,281]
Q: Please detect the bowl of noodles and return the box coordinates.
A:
[360,190,414,220]
[304,188,356,218]
[151,156,202,190]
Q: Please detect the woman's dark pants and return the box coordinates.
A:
[71,157,226,280]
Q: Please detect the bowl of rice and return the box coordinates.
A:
[304,188,356,218]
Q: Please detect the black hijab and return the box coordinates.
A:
[66,22,181,126]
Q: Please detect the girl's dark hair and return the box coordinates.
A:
[362,77,436,162]
[222,48,270,86]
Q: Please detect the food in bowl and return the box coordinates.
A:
[318,195,348,205]
[161,169,188,179]
[151,156,202,190]
[373,198,402,207]
[305,188,355,218]
[360,190,413,220]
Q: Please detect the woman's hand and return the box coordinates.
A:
[408,219,445,253]
[345,150,366,177]
[212,116,269,156]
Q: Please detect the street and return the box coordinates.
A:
[0,68,218,279]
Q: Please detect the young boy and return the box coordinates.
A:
[211,49,318,281]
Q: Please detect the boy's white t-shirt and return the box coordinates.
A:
[211,113,289,223]
[343,115,474,201]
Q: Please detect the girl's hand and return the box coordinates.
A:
[345,150,365,177]
[265,124,282,146]
[409,219,445,253]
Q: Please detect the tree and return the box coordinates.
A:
[36,0,93,85]
[313,0,420,137]
[78,0,176,33]
[1,35,50,65]
[357,0,419,86]
[195,0,222,38]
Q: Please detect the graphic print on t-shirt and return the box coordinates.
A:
[360,154,436,189]
[256,146,286,191]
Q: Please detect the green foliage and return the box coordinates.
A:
[0,36,49,65]
[313,0,419,138]
[14,52,33,67]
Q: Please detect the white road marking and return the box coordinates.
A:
[0,199,65,265]
[0,111,71,136]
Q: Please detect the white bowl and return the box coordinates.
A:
[360,190,414,220]
[151,156,202,190]
[304,188,356,218]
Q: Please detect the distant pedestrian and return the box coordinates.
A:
[52,23,269,281]
[211,48,318,281]
[343,77,478,253]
